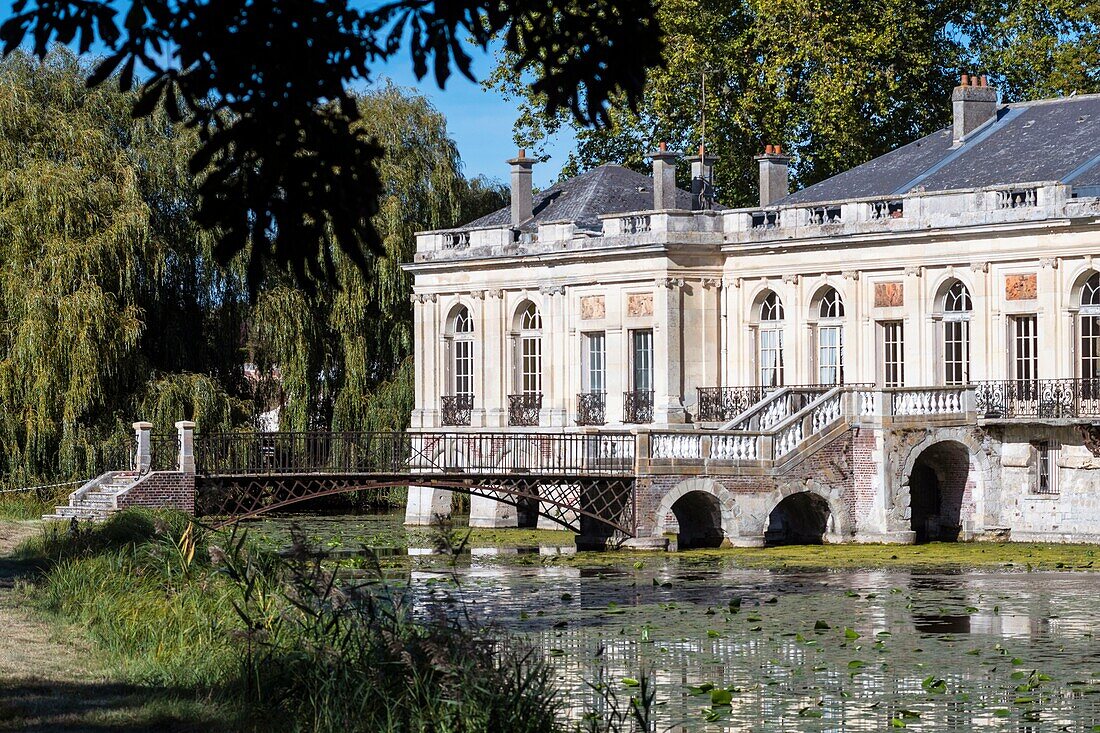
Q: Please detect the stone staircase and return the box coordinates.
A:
[42,471,140,522]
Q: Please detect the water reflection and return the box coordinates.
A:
[252,514,1100,731]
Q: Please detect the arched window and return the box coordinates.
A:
[814,287,845,385]
[1080,273,1100,381]
[516,301,542,395]
[449,306,474,397]
[941,281,972,385]
[757,291,785,387]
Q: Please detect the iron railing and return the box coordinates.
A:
[192,430,635,477]
[441,395,473,426]
[696,384,835,422]
[508,393,542,426]
[576,392,606,426]
[623,390,654,424]
[975,378,1100,419]
[142,432,180,472]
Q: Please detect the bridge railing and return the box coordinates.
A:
[193,430,636,477]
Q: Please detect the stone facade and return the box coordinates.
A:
[402,87,1100,547]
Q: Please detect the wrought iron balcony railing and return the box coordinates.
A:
[576,392,606,426]
[508,393,542,426]
[441,395,473,426]
[623,390,654,424]
[695,384,834,422]
[975,378,1100,419]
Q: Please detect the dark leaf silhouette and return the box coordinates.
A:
[1,0,664,291]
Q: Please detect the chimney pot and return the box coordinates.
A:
[951,74,998,145]
[649,143,680,210]
[754,145,790,207]
[507,150,535,226]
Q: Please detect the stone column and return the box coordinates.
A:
[133,421,152,473]
[175,421,196,474]
[654,277,686,424]
[485,290,506,427]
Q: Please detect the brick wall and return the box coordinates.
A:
[117,471,196,514]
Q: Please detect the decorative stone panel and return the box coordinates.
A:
[874,282,904,308]
[580,295,605,320]
[627,293,654,317]
[1005,273,1037,300]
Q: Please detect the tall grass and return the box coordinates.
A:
[21,510,570,732]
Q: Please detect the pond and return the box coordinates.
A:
[247,512,1100,731]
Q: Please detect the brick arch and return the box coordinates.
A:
[763,480,853,543]
[894,428,995,538]
[655,478,740,544]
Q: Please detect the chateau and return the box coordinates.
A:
[404,76,1100,548]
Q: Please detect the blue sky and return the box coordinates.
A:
[367,46,575,188]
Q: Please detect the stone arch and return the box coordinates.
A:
[929,271,977,312]
[762,481,852,545]
[1068,266,1100,307]
[896,429,995,541]
[655,478,739,550]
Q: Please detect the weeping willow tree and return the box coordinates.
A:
[249,85,506,434]
[0,54,498,490]
[0,49,249,487]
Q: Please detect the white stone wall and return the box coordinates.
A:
[997,426,1100,541]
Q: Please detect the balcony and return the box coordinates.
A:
[508,393,542,427]
[576,392,606,426]
[441,395,473,427]
[623,390,654,424]
[975,379,1100,420]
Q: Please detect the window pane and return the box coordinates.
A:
[881,321,903,388]
[632,330,653,391]
[585,333,606,393]
[818,326,842,385]
[1012,316,1038,383]
[759,328,784,387]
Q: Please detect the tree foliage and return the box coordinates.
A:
[492,0,1100,205]
[0,51,486,487]
[1,0,662,292]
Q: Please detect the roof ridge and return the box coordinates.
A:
[1005,92,1100,108]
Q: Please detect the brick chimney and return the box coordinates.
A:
[507,148,534,226]
[755,144,790,207]
[649,141,679,210]
[952,74,998,146]
[687,145,718,210]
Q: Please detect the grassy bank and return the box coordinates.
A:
[14,510,570,732]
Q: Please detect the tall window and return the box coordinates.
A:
[880,321,904,388]
[517,301,542,395]
[758,291,785,387]
[451,306,474,396]
[584,332,606,393]
[631,329,653,392]
[1080,273,1100,381]
[942,281,972,385]
[1010,315,1038,384]
[816,287,844,385]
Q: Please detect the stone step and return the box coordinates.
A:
[48,506,109,520]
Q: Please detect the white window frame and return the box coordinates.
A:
[880,320,904,388]
[630,329,654,392]
[815,287,845,386]
[758,292,785,387]
[941,281,972,386]
[1010,314,1038,383]
[516,303,543,395]
[583,332,606,394]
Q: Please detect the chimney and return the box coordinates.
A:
[951,74,998,146]
[754,144,790,207]
[687,145,718,210]
[507,148,534,226]
[649,141,679,210]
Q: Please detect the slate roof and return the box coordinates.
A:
[463,164,695,231]
[779,94,1100,205]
